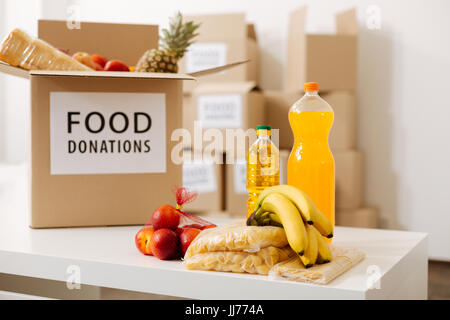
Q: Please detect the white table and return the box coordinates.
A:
[0,164,428,299]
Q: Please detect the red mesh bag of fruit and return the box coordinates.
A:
[135,187,216,260]
[143,186,216,230]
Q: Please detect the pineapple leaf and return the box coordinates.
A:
[159,11,201,60]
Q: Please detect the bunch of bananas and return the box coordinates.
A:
[246,185,333,268]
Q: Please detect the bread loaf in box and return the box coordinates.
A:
[0,28,91,71]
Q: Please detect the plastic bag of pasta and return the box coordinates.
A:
[183,220,294,275]
[184,246,295,275]
[184,220,289,259]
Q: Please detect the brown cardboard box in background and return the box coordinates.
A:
[179,13,259,93]
[265,90,357,151]
[335,150,364,209]
[336,207,379,228]
[326,91,357,150]
[0,20,246,228]
[264,91,300,150]
[183,81,264,155]
[182,150,224,213]
[285,7,357,91]
[225,150,289,216]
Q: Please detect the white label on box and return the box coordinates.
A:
[233,159,247,194]
[197,94,243,128]
[185,42,227,73]
[50,92,166,175]
[183,161,217,194]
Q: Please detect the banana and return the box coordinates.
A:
[255,185,317,225]
[299,224,319,267]
[313,209,334,239]
[259,193,308,255]
[313,226,332,264]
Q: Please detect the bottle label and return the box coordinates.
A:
[183,160,217,194]
[233,159,247,194]
[197,94,243,128]
[185,42,227,74]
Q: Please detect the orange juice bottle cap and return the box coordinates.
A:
[304,82,319,91]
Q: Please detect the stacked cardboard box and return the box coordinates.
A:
[264,6,379,228]
[180,13,261,215]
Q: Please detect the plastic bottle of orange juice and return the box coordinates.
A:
[246,125,280,217]
[288,82,335,241]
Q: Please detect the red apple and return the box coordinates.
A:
[150,228,179,260]
[179,228,202,257]
[104,59,129,71]
[72,52,100,70]
[91,54,108,68]
[151,205,180,230]
[135,227,155,255]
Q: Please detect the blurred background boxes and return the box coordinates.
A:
[182,150,224,213]
[336,207,379,229]
[179,13,259,93]
[183,81,264,153]
[285,7,357,92]
[335,150,364,210]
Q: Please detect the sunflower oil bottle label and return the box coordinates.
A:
[197,94,243,128]
[233,159,247,194]
[185,42,227,73]
[183,161,217,194]
[50,92,166,175]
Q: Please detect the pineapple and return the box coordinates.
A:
[135,12,200,73]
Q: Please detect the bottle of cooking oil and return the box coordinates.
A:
[246,125,280,217]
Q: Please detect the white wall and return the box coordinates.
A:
[0,0,449,260]
[0,0,42,163]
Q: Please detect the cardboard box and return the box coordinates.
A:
[182,150,224,213]
[335,150,364,210]
[285,7,357,91]
[336,207,379,228]
[0,20,245,228]
[182,81,264,156]
[225,150,289,216]
[179,13,259,92]
[264,90,357,151]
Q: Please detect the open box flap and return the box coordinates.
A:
[187,59,249,77]
[0,62,29,79]
[288,6,307,38]
[29,69,195,80]
[336,8,358,35]
[0,60,248,80]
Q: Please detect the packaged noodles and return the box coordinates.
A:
[184,221,294,275]
[185,246,295,275]
[184,221,289,258]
